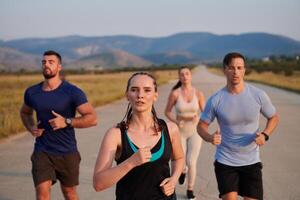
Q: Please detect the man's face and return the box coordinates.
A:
[223,57,245,86]
[41,55,61,79]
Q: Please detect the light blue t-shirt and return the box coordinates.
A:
[201,83,276,166]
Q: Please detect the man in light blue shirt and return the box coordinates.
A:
[197,52,279,200]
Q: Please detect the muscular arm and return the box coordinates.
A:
[197,120,212,142]
[255,113,279,145]
[20,103,44,137]
[197,120,221,145]
[20,103,35,131]
[164,91,178,124]
[263,113,279,136]
[49,102,97,130]
[72,102,97,128]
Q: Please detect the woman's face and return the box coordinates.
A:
[179,68,192,84]
[126,75,158,112]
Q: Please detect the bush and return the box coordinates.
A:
[284,69,293,76]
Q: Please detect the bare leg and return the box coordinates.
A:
[60,184,79,200]
[222,191,238,200]
[35,180,52,200]
[243,197,257,200]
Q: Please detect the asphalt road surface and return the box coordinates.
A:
[0,66,299,200]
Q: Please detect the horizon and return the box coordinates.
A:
[1,31,300,42]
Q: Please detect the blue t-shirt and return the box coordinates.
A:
[201,84,276,166]
[24,81,88,155]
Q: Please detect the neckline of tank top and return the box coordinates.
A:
[179,87,196,103]
[125,130,165,162]
[125,130,164,151]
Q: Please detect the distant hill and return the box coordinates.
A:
[142,51,198,64]
[65,49,152,70]
[1,32,300,71]
[0,47,40,71]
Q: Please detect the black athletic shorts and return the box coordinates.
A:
[214,160,263,200]
[31,151,81,187]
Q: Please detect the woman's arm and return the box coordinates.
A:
[93,127,152,191]
[197,90,206,112]
[160,122,184,196]
[164,90,179,124]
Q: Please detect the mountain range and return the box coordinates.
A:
[1,32,300,71]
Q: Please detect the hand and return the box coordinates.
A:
[48,110,67,130]
[192,114,199,123]
[211,128,221,145]
[255,132,266,146]
[178,120,184,128]
[29,126,44,137]
[129,146,152,167]
[160,177,176,196]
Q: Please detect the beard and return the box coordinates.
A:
[43,69,57,79]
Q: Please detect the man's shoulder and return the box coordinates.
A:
[246,83,266,96]
[61,81,84,93]
[25,82,43,94]
[209,87,226,101]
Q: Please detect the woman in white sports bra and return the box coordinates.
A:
[165,66,205,200]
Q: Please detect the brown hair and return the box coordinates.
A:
[222,52,245,68]
[172,65,191,90]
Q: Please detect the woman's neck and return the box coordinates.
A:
[181,83,193,90]
[129,113,155,132]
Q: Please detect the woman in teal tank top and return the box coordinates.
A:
[93,72,184,200]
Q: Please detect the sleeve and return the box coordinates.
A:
[24,89,33,108]
[259,91,276,118]
[200,96,216,124]
[71,86,88,108]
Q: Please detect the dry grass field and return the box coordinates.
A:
[0,70,178,139]
[208,68,300,93]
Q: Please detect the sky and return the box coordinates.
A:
[1,0,300,41]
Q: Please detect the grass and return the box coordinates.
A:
[0,70,178,139]
[208,68,300,94]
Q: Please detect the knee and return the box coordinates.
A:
[36,191,50,200]
[62,187,78,200]
[36,182,51,200]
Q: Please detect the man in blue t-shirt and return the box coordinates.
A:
[20,50,97,200]
[197,52,279,200]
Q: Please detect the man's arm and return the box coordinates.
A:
[262,113,279,137]
[72,102,97,128]
[20,103,44,137]
[49,102,97,130]
[255,113,279,145]
[197,120,221,145]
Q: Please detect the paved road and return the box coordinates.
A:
[0,66,299,200]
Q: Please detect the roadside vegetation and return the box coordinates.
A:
[208,55,300,93]
[0,65,190,139]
